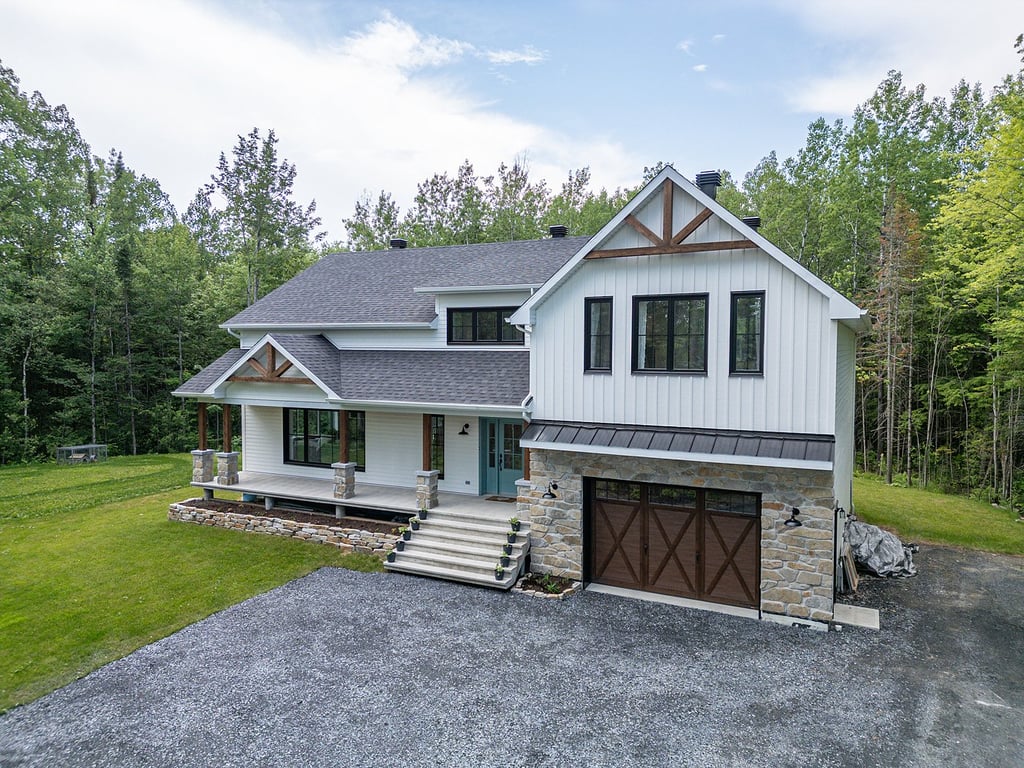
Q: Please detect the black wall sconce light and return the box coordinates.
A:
[784,507,803,528]
[458,423,470,436]
[542,482,559,499]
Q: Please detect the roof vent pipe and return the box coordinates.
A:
[389,238,408,249]
[549,224,568,238]
[742,216,761,231]
[695,170,722,200]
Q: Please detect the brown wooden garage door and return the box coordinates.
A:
[588,479,760,608]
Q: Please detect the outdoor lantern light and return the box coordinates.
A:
[542,482,559,499]
[784,507,803,528]
[458,423,470,435]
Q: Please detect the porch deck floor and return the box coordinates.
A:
[192,471,519,521]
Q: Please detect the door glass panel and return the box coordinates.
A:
[593,479,641,501]
[704,490,759,516]
[488,422,497,468]
[502,423,522,471]
[649,484,697,508]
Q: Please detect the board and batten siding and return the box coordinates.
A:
[529,245,838,435]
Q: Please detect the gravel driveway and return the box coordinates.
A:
[1,545,1021,767]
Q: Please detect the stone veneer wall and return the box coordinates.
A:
[168,500,397,557]
[521,449,837,622]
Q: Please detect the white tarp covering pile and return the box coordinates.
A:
[845,520,918,577]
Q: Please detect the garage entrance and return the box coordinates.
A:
[587,479,760,607]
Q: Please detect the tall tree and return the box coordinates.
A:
[192,128,323,307]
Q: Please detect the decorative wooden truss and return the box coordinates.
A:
[585,181,754,260]
[228,344,312,384]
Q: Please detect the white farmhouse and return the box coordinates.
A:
[174,166,867,625]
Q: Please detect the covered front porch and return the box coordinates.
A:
[191,468,518,522]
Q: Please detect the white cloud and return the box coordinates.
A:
[0,1,625,239]
[484,46,547,66]
[676,39,694,55]
[692,64,708,73]
[774,0,1023,114]
[711,34,726,42]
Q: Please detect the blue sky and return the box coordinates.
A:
[0,0,1020,241]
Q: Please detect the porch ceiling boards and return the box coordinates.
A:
[191,471,518,521]
[521,420,835,463]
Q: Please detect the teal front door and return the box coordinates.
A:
[482,418,524,496]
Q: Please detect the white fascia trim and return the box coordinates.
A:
[205,334,342,401]
[325,398,523,416]
[510,165,865,325]
[221,322,434,331]
[520,438,834,472]
[413,284,541,294]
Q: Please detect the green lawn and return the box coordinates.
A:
[853,473,1024,555]
[0,455,381,713]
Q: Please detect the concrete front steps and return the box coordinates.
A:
[384,508,529,590]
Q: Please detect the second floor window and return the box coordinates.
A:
[447,308,524,345]
[633,294,708,373]
[730,292,765,375]
[585,297,612,371]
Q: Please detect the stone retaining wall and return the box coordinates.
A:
[168,501,397,557]
[521,449,837,622]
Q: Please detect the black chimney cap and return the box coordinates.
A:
[742,216,761,231]
[695,170,722,200]
[389,238,408,249]
[549,225,568,238]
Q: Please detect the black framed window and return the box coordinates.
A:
[346,411,366,471]
[585,297,613,371]
[429,414,444,479]
[632,294,708,373]
[730,292,765,375]
[284,408,340,467]
[447,308,524,345]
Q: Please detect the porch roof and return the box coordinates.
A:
[174,335,530,408]
[172,348,245,396]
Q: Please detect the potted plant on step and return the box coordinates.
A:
[418,504,428,520]
[411,518,421,531]
[502,543,513,556]
[506,531,517,544]
[509,516,521,532]
[500,553,511,568]
[386,550,396,563]
[396,539,406,551]
[399,526,411,541]
[494,563,505,580]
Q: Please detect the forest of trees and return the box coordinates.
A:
[2,40,1023,509]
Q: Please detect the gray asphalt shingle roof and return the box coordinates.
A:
[176,334,529,407]
[172,348,245,396]
[522,421,835,463]
[327,348,529,406]
[223,236,588,327]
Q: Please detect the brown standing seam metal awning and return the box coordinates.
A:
[521,421,835,463]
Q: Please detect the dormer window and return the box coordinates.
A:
[447,308,524,345]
